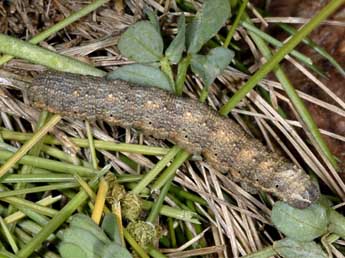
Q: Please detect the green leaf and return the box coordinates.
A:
[191,47,234,87]
[107,64,173,92]
[59,227,105,258]
[145,9,161,33]
[273,238,327,258]
[187,0,231,54]
[328,209,345,238]
[102,243,133,258]
[59,242,89,258]
[271,202,329,242]
[166,14,186,64]
[118,21,163,62]
[101,213,122,245]
[70,214,111,245]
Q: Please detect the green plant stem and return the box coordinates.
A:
[147,245,168,258]
[0,0,110,66]
[1,197,57,217]
[160,56,176,91]
[151,150,190,191]
[123,229,150,258]
[168,217,177,248]
[219,0,344,168]
[0,129,168,156]
[0,34,105,76]
[0,115,61,179]
[169,185,207,205]
[147,175,174,223]
[175,54,192,96]
[199,87,209,103]
[241,21,313,65]
[0,217,18,253]
[224,0,249,48]
[219,0,345,116]
[167,194,193,212]
[131,146,180,194]
[17,208,50,233]
[0,150,95,176]
[15,171,104,258]
[0,250,16,258]
[279,23,345,77]
[142,200,199,224]
[85,121,98,169]
[7,111,49,229]
[4,196,61,224]
[0,183,78,198]
[0,173,141,184]
[186,200,206,247]
[244,16,337,168]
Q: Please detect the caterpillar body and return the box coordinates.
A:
[29,71,319,208]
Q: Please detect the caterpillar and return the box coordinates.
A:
[28,70,319,208]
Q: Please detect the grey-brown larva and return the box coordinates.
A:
[29,71,319,208]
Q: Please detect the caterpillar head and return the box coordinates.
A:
[273,169,320,209]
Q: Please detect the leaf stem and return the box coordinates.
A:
[224,0,249,48]
[175,54,192,96]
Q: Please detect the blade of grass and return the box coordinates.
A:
[147,245,168,258]
[123,229,150,258]
[244,16,338,168]
[142,201,199,224]
[0,150,95,176]
[151,150,190,191]
[131,146,180,194]
[219,0,344,167]
[146,175,174,223]
[175,54,192,96]
[219,0,345,116]
[4,196,61,224]
[0,183,79,198]
[0,197,57,217]
[7,111,49,229]
[0,34,105,77]
[85,121,98,169]
[91,179,108,224]
[241,21,313,66]
[224,0,249,48]
[279,23,345,77]
[0,217,18,253]
[169,185,207,205]
[0,129,169,156]
[0,173,142,184]
[0,115,62,179]
[15,167,107,258]
[168,217,177,248]
[0,0,110,65]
